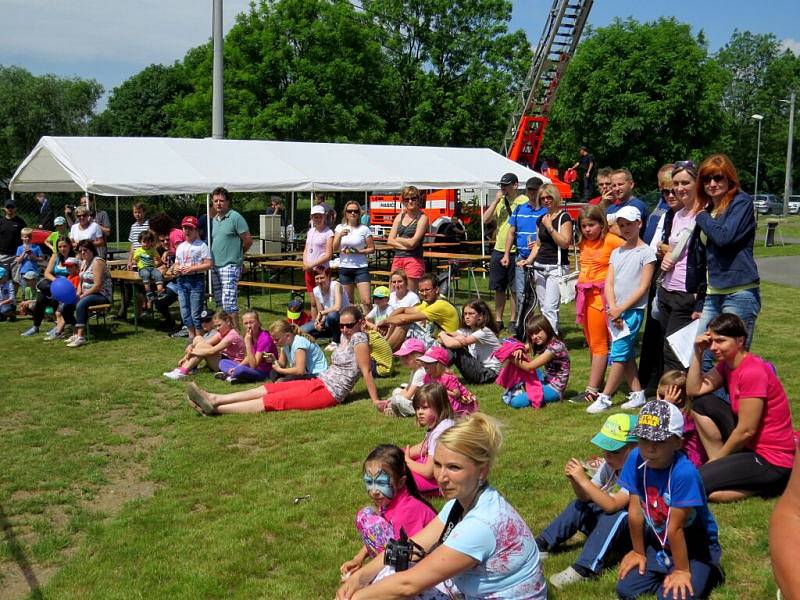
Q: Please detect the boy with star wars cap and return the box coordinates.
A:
[616,400,723,600]
[538,414,638,589]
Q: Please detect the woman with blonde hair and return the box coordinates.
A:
[522,183,574,334]
[268,318,328,381]
[336,413,547,599]
[334,201,375,312]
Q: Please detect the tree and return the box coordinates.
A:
[0,66,102,186]
[92,63,191,137]
[543,18,727,186]
[715,31,800,194]
[362,0,531,147]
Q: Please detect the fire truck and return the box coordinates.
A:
[369,0,594,230]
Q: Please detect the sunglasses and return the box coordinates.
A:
[702,174,726,184]
[660,188,676,198]
[539,195,554,201]
[339,321,357,329]
[402,197,419,202]
[418,287,434,293]
[345,209,360,214]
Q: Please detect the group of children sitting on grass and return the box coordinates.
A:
[343,371,723,598]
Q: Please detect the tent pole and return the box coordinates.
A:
[291,192,295,228]
[206,193,213,294]
[115,196,120,245]
[480,188,486,259]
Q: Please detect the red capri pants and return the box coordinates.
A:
[261,378,337,411]
[581,290,610,356]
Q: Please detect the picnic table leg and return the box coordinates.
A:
[469,267,481,299]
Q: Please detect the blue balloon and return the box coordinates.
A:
[51,277,78,304]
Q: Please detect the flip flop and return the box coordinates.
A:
[186,382,217,415]
[186,396,206,416]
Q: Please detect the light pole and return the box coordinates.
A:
[752,114,764,206]
[780,91,795,217]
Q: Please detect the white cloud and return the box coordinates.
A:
[0,0,253,66]
[780,37,800,55]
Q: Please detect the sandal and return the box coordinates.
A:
[186,382,217,415]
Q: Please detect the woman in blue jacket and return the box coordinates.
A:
[693,154,760,346]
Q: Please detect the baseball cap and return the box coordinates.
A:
[372,285,390,299]
[65,257,80,266]
[499,172,519,186]
[5,200,16,209]
[393,338,426,357]
[632,400,684,442]
[198,309,214,323]
[614,206,641,223]
[591,414,638,451]
[22,271,38,280]
[54,216,67,226]
[526,176,544,191]
[417,346,450,366]
[0,267,6,278]
[310,205,326,216]
[287,298,304,320]
[181,215,198,229]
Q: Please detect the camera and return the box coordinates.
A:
[383,528,426,572]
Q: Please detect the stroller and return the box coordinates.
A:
[513,264,540,341]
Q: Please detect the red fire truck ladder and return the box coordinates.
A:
[500,0,593,169]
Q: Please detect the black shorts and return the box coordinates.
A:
[489,250,516,291]
[694,394,792,497]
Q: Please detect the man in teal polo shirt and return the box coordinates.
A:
[210,187,252,327]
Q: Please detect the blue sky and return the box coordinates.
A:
[1,0,798,108]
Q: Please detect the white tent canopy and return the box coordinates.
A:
[10,136,547,196]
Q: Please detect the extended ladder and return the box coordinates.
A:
[500,0,594,167]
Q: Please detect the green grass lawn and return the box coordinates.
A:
[0,279,797,599]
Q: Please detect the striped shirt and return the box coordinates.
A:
[128,220,150,251]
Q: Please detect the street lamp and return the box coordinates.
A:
[752,114,764,205]
[779,92,795,217]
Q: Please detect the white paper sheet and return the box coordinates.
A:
[607,317,631,341]
[667,320,700,369]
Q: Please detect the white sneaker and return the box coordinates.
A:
[66,336,86,348]
[549,566,588,589]
[164,369,186,380]
[621,390,647,410]
[586,394,612,414]
[64,334,79,344]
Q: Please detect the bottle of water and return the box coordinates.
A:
[286,223,295,241]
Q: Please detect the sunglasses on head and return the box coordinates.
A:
[702,174,726,184]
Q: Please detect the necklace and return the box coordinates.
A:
[643,462,673,569]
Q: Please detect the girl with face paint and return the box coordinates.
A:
[341,445,436,581]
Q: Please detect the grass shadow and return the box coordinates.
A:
[0,504,44,600]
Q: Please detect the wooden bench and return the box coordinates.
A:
[238,281,307,308]
[86,303,111,339]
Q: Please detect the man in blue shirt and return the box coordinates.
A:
[607,169,649,240]
[504,177,547,309]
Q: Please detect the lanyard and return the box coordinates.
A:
[642,463,673,550]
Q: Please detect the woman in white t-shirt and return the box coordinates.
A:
[69,206,104,250]
[336,413,546,600]
[333,201,374,312]
[438,300,501,384]
[388,268,420,310]
[301,267,350,345]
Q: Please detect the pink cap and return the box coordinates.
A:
[417,346,450,366]
[393,337,426,357]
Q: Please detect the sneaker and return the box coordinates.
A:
[586,394,612,414]
[44,328,63,341]
[549,566,588,589]
[156,291,167,300]
[66,336,86,348]
[537,550,549,561]
[20,326,39,337]
[145,291,155,301]
[164,369,186,380]
[64,334,79,344]
[569,389,597,405]
[171,326,190,338]
[225,376,236,383]
[213,371,227,380]
[621,390,647,410]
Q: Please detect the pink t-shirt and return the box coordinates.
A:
[168,228,186,255]
[305,226,333,269]
[221,328,246,362]
[682,411,707,467]
[253,330,278,373]
[716,354,796,468]
[663,208,697,292]
[382,487,436,539]
[423,372,478,416]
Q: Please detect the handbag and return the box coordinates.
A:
[553,212,578,304]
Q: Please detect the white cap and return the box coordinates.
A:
[310,205,326,216]
[614,205,641,223]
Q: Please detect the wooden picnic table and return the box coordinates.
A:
[110,269,175,331]
[422,251,490,261]
[422,252,489,301]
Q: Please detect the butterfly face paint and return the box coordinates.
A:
[363,468,395,500]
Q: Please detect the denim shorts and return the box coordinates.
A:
[338,266,370,285]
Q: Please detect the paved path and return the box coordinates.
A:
[756,256,800,287]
